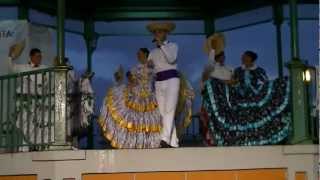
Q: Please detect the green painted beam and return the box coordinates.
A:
[92,3,269,21]
[18,5,29,20]
[289,0,300,59]
[93,11,205,20]
[0,0,18,5]
[272,3,284,78]
[98,32,204,36]
[84,19,96,73]
[204,17,215,37]
[0,1,317,21]
[287,0,312,144]
[83,19,96,148]
[57,0,65,65]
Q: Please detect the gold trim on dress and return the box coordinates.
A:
[123,88,158,112]
[101,89,162,133]
[98,116,160,149]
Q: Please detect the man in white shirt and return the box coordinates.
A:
[9,44,47,73]
[9,43,48,94]
[8,42,51,151]
[147,22,180,148]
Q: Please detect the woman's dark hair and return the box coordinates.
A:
[139,48,149,57]
[29,48,41,56]
[244,50,258,62]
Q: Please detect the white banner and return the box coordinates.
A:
[0,20,55,76]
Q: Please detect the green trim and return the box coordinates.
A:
[0,0,18,6]
[204,17,215,37]
[0,2,317,21]
[18,5,28,20]
[289,0,300,59]
[57,0,65,65]
[0,67,70,80]
[284,17,318,21]
[98,32,203,36]
[84,19,96,73]
[0,67,55,80]
[273,3,284,78]
[93,11,205,21]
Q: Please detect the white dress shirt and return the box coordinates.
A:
[8,57,48,94]
[148,41,178,73]
[8,57,47,73]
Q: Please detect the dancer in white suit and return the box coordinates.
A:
[147,22,180,148]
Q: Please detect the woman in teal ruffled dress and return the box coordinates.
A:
[202,51,290,146]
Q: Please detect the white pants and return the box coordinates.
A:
[155,78,180,147]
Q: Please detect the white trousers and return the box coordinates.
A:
[155,78,180,147]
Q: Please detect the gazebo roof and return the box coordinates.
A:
[1,0,317,21]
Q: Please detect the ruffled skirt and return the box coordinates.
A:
[98,84,162,149]
[201,77,291,146]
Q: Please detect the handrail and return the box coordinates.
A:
[0,66,71,80]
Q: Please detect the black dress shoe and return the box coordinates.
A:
[160,140,172,148]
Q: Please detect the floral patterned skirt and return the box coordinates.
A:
[201,77,291,146]
[98,84,162,149]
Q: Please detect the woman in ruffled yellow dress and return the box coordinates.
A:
[99,48,162,149]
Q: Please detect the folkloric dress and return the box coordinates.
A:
[99,63,162,149]
[202,65,291,146]
[200,50,233,146]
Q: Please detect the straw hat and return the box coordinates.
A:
[146,22,176,33]
[9,39,26,59]
[204,33,225,56]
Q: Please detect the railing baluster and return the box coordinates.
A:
[6,78,11,151]
[0,80,3,148]
[27,74,31,149]
[41,73,45,147]
[12,77,17,151]
[65,71,69,145]
[34,74,38,147]
[53,70,56,143]
[19,76,23,148]
[48,71,52,144]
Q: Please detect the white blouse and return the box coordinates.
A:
[205,49,233,81]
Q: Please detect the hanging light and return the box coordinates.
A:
[303,68,312,83]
